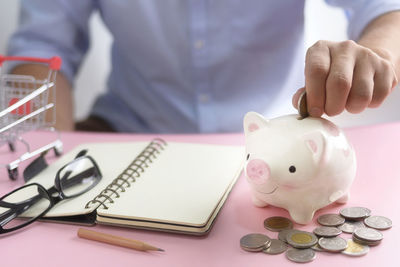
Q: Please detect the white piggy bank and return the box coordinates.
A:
[243,112,356,224]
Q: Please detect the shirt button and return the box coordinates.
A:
[199,93,209,103]
[194,40,205,49]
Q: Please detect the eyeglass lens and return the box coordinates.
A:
[0,184,51,230]
[58,157,99,198]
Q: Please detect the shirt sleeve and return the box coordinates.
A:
[6,0,96,84]
[325,0,400,41]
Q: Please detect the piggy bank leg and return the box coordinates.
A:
[251,195,269,207]
[288,208,315,224]
[329,190,349,204]
[335,192,350,204]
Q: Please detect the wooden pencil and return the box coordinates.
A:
[77,228,164,252]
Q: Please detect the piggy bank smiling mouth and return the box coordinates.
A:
[254,182,302,195]
[255,186,278,195]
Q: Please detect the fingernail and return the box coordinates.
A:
[309,107,322,117]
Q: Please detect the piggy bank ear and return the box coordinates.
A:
[243,112,269,136]
[303,132,326,163]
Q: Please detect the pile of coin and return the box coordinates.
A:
[239,207,392,263]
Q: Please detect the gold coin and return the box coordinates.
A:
[264,216,293,232]
[286,231,318,249]
[341,239,370,256]
[291,233,313,244]
[347,240,365,253]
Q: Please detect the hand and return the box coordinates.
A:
[292,40,398,117]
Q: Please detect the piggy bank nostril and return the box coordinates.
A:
[246,159,270,184]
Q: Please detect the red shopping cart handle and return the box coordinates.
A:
[0,55,62,70]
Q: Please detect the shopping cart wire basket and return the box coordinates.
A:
[0,55,63,180]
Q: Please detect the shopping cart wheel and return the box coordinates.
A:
[8,168,18,180]
[8,141,15,152]
[54,145,63,157]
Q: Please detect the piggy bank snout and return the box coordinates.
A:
[246,159,270,184]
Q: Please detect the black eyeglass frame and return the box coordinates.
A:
[0,153,102,234]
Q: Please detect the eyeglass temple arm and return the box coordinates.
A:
[0,195,43,227]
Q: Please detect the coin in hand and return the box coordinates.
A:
[297,91,309,119]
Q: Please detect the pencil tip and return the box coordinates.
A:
[157,248,165,252]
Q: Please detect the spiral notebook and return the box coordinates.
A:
[27,139,244,235]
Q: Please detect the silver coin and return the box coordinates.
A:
[318,236,348,252]
[297,91,309,119]
[364,215,392,230]
[317,214,345,227]
[286,248,316,263]
[342,239,370,256]
[313,226,342,237]
[340,207,371,220]
[278,229,294,243]
[240,233,271,252]
[286,230,318,249]
[338,221,366,234]
[354,227,383,242]
[263,239,289,255]
[352,235,382,246]
[311,243,325,252]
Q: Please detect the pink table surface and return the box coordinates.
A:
[0,123,399,267]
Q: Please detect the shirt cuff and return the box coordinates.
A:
[348,2,400,40]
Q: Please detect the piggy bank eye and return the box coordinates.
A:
[246,154,250,160]
[289,165,296,173]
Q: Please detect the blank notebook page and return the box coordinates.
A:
[96,142,244,227]
[28,142,148,217]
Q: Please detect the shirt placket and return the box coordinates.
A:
[189,0,215,132]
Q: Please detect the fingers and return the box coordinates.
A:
[325,41,355,116]
[368,59,396,108]
[304,41,330,117]
[346,52,374,113]
[302,40,398,117]
[346,48,395,113]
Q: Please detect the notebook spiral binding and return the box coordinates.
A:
[84,138,167,210]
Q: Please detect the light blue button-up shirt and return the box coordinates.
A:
[7,0,400,133]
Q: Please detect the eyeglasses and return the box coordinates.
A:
[0,150,102,234]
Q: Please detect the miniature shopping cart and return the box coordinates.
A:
[0,55,63,180]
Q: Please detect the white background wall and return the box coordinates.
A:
[1,0,399,128]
